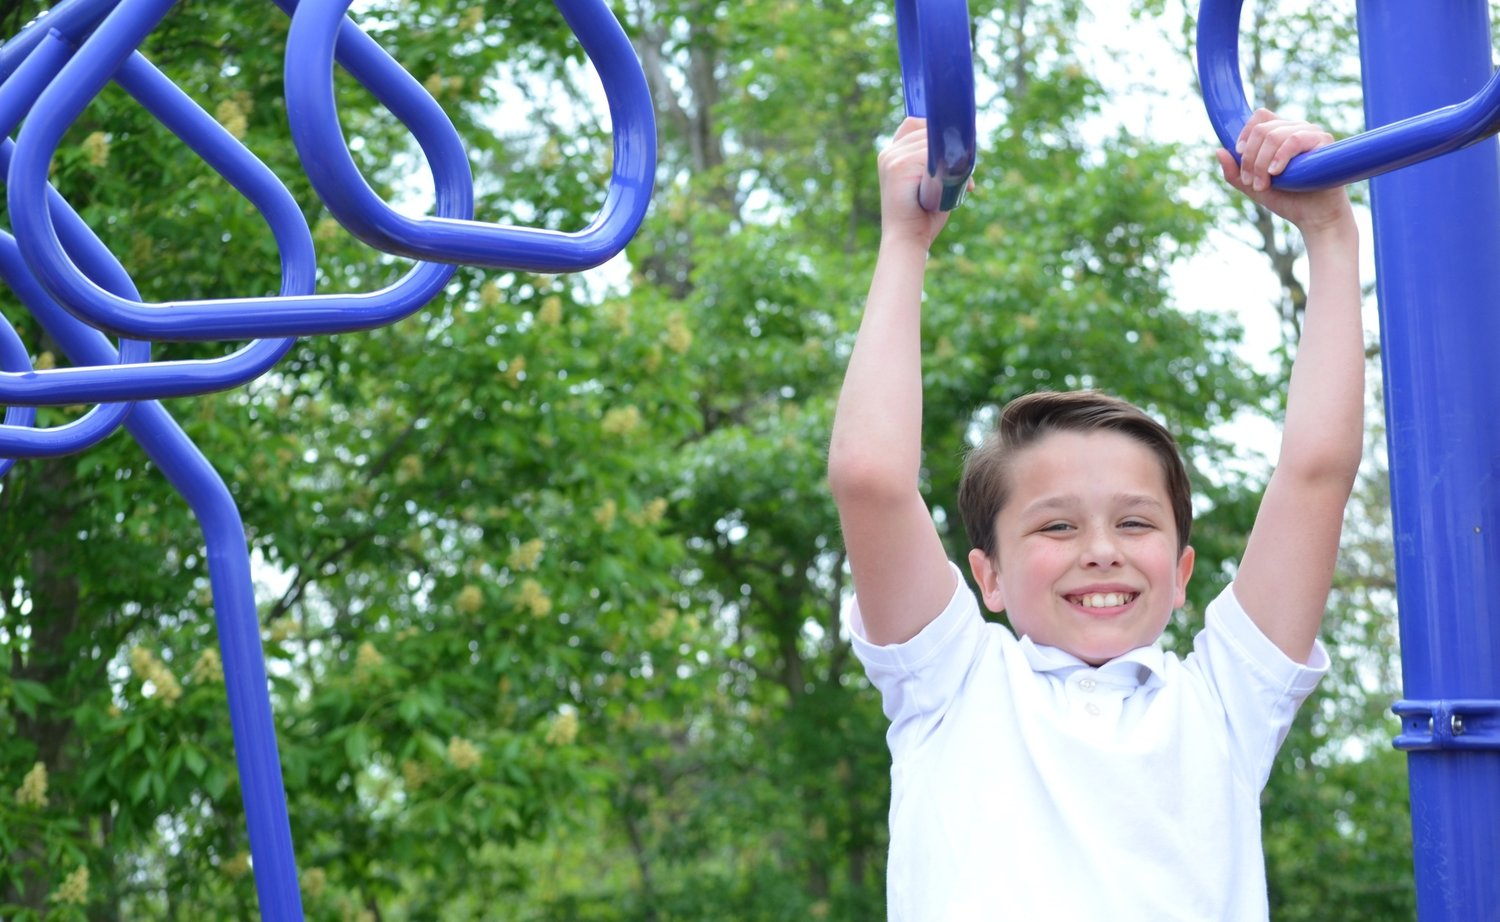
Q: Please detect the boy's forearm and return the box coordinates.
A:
[828,234,932,495]
[1279,212,1364,481]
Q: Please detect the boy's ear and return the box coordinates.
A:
[1173,545,1196,608]
[967,548,1006,613]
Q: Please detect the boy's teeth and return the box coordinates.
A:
[1077,593,1131,608]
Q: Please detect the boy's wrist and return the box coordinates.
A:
[878,228,936,260]
[1299,208,1358,254]
[1293,197,1357,241]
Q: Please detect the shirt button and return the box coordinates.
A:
[1085,702,1102,716]
[1078,678,1097,692]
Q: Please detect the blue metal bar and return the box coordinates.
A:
[0,28,294,406]
[895,0,974,211]
[0,21,133,459]
[1355,2,1500,918]
[282,0,656,270]
[1198,0,1500,191]
[0,0,119,81]
[0,311,41,477]
[8,0,466,341]
[11,251,306,921]
[0,233,133,458]
[0,2,657,919]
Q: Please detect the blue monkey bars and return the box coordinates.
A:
[0,0,657,918]
[1199,0,1500,917]
[896,0,975,212]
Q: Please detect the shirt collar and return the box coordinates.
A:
[1017,635,1167,690]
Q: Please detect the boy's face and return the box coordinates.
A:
[966,429,1195,666]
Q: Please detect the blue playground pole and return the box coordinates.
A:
[1199,0,1500,913]
[1359,2,1500,918]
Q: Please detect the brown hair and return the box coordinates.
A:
[957,391,1193,559]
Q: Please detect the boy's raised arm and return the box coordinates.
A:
[1217,110,1365,664]
[828,119,959,646]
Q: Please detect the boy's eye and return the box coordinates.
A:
[1040,522,1074,533]
[1120,519,1153,530]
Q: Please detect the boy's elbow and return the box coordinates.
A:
[827,445,915,507]
[1281,441,1363,496]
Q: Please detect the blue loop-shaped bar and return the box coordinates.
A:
[896,0,976,212]
[1198,0,1500,190]
[8,0,467,341]
[0,14,139,456]
[284,0,656,272]
[0,230,137,461]
[0,25,289,408]
[0,313,40,477]
[0,0,118,83]
[1,258,309,921]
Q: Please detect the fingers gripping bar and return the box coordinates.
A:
[896,0,976,212]
[1198,0,1500,190]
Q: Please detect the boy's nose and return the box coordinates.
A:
[1081,528,1123,568]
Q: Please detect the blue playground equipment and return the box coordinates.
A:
[896,0,975,212]
[0,0,656,917]
[1201,0,1500,917]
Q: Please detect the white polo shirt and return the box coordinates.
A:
[850,565,1328,921]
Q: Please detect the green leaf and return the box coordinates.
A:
[129,771,151,806]
[182,745,207,778]
[204,764,228,801]
[8,679,56,717]
[344,725,370,765]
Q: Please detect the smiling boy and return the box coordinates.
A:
[828,111,1363,920]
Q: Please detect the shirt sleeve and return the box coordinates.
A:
[848,562,989,762]
[1189,582,1330,790]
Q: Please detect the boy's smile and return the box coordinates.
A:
[967,429,1195,665]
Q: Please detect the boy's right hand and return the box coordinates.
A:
[878,118,958,249]
[1217,109,1354,237]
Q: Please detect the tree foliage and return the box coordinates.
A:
[0,0,1411,919]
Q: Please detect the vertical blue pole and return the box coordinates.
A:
[1358,2,1500,918]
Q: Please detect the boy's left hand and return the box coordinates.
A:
[1217,108,1353,234]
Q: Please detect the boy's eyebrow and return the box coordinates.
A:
[1020,495,1080,516]
[1116,493,1166,510]
[1019,493,1165,516]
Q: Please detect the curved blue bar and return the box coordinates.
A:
[0,171,290,409]
[0,0,118,82]
[896,0,976,212]
[1197,0,1500,191]
[0,236,135,457]
[284,0,656,271]
[0,20,145,436]
[0,315,39,477]
[0,316,38,431]
[0,36,295,401]
[9,0,464,341]
[0,24,135,457]
[24,319,307,921]
[0,29,288,406]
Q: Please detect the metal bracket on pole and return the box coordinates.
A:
[1393,700,1500,752]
